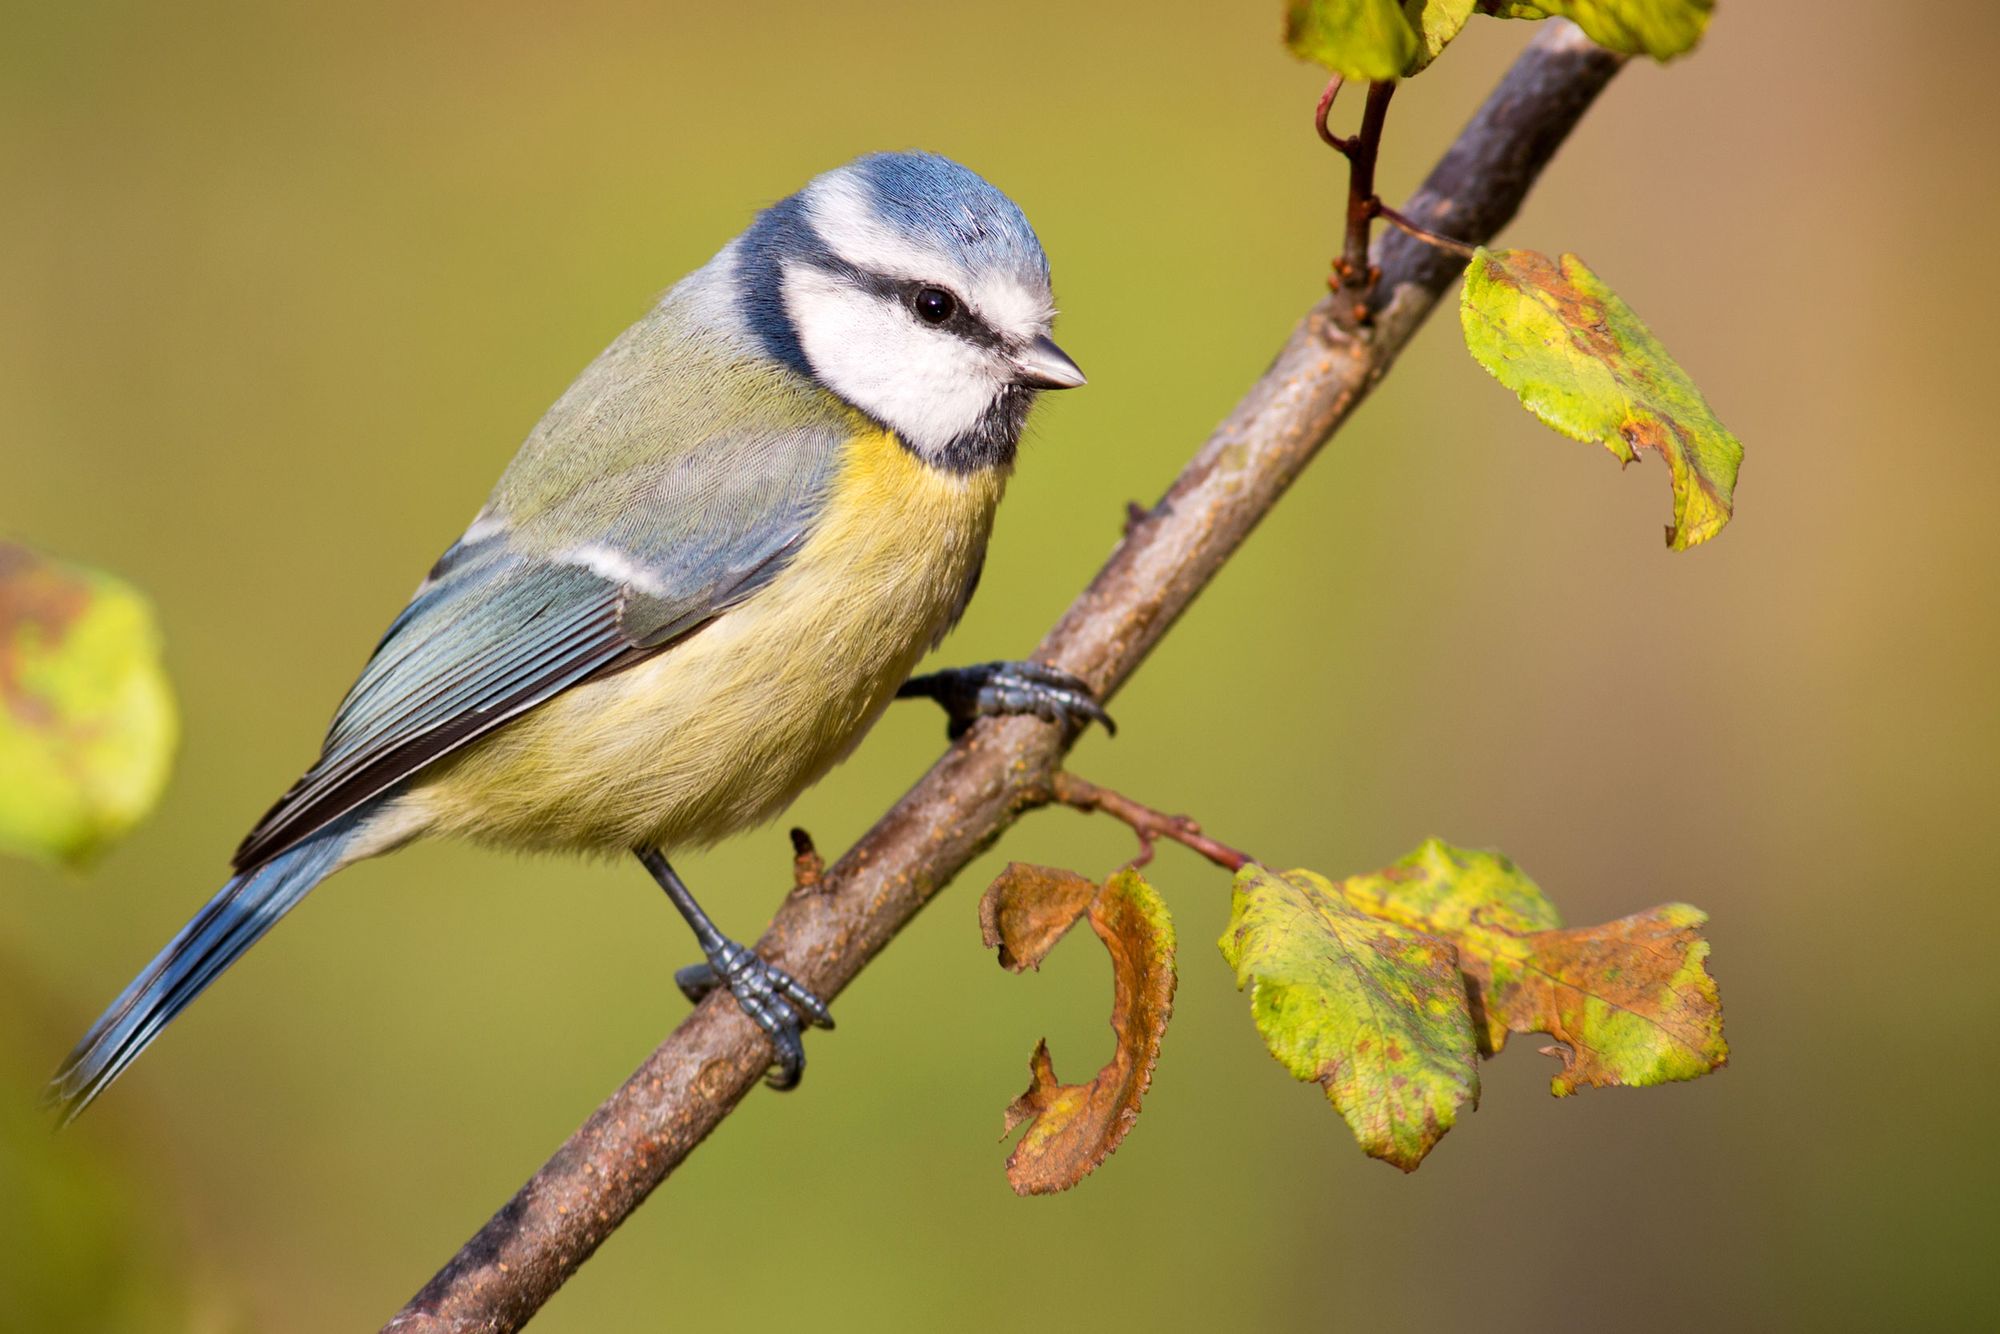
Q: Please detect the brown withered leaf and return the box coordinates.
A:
[979,861,1100,972]
[983,866,1177,1195]
[1337,840,1727,1095]
[1474,904,1727,1096]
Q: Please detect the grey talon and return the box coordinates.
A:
[639,848,832,1091]
[897,659,1116,739]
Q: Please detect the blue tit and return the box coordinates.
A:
[49,150,1106,1118]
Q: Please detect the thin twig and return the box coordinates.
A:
[1315,75,1355,155]
[1373,201,1478,258]
[1334,80,1398,312]
[385,23,1624,1333]
[1047,772,1252,872]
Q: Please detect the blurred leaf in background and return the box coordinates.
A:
[1405,0,1480,73]
[1284,0,1420,81]
[1477,0,1714,61]
[0,543,177,870]
[1288,0,1711,80]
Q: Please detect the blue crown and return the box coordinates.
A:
[847,151,1049,285]
[736,151,1048,378]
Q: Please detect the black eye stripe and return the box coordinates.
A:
[809,256,1003,349]
[899,281,1000,347]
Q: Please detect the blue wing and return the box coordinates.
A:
[230,278,864,872]
[232,429,845,873]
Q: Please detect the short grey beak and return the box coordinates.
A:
[1011,334,1087,390]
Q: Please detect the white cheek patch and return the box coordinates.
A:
[782,262,1003,459]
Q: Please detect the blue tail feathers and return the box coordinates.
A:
[46,810,365,1122]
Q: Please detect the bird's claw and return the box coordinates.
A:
[898,659,1116,741]
[676,940,833,1090]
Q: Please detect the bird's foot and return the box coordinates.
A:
[898,659,1115,740]
[675,940,834,1090]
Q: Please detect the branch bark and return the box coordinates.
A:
[386,23,1624,1332]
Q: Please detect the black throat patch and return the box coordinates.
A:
[924,381,1031,474]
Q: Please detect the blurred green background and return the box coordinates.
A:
[4,2,1994,1329]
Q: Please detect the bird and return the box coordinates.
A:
[48,149,1108,1120]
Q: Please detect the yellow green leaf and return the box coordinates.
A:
[1285,0,1416,81]
[1478,0,1714,61]
[1219,864,1478,1171]
[1335,840,1729,1094]
[0,543,177,869]
[1460,247,1745,550]
[984,866,1177,1195]
[1336,837,1562,939]
[1286,1,1476,78]
[1406,0,1478,73]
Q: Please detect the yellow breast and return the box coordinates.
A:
[405,426,1006,856]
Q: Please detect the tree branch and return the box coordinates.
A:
[385,23,1624,1332]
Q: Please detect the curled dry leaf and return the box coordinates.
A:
[979,862,1100,972]
[981,865,1177,1195]
[1339,839,1728,1094]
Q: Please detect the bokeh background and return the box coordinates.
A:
[4,2,1994,1329]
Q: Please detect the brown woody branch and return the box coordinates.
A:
[385,23,1624,1332]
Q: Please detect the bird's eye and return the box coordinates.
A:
[913,286,957,325]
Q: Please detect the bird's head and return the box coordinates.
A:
[733,151,1083,471]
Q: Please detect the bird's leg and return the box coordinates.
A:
[897,660,1115,741]
[635,848,833,1090]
